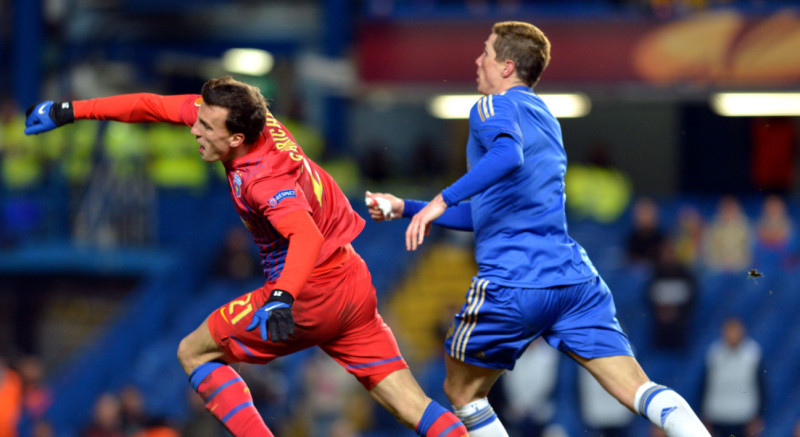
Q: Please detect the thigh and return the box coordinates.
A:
[444,278,558,370]
[544,278,634,359]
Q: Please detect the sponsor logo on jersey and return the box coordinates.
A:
[268,189,296,207]
[233,172,243,198]
[194,97,203,107]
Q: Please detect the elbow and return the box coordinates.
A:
[511,153,524,170]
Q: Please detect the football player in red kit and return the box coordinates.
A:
[25,77,468,437]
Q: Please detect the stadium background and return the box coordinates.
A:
[2,0,800,436]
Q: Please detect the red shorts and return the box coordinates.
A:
[207,249,408,389]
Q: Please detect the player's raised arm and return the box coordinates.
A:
[24,93,196,136]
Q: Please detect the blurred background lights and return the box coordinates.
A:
[428,93,592,119]
[711,92,800,116]
[222,48,274,76]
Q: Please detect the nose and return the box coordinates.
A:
[190,122,200,136]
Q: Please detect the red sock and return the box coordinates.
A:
[189,361,273,437]
[416,401,469,437]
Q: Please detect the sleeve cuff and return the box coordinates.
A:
[402,199,427,218]
[441,188,458,207]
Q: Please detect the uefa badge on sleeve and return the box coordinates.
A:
[268,189,296,208]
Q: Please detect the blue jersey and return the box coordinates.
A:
[447,86,597,288]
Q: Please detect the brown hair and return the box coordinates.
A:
[200,76,267,144]
[492,21,551,88]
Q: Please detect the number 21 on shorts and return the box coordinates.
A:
[220,293,254,325]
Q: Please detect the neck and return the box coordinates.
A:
[223,142,255,164]
[506,80,529,90]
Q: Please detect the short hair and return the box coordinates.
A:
[492,21,551,88]
[200,76,267,144]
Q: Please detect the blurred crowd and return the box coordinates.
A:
[0,352,366,437]
[362,0,787,20]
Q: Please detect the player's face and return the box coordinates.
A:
[191,104,239,163]
[475,33,504,95]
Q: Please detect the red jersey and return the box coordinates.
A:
[74,93,364,286]
[222,111,365,279]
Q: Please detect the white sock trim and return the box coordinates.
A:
[634,381,660,417]
[453,398,510,437]
[452,397,490,418]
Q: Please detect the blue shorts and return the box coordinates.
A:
[444,276,633,370]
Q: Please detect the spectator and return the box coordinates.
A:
[578,366,635,436]
[16,355,53,437]
[672,205,705,268]
[118,385,148,436]
[565,140,632,224]
[0,358,23,437]
[703,196,752,273]
[81,393,125,437]
[625,196,666,267]
[754,194,795,269]
[701,317,765,437]
[646,238,697,351]
[17,356,52,421]
[498,338,559,437]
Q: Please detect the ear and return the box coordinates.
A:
[502,60,516,78]
[229,132,246,149]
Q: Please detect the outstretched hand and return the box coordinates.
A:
[24,101,75,135]
[405,193,447,251]
[365,191,404,222]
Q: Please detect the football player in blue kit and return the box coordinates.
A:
[366,21,710,437]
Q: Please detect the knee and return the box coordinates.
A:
[176,336,198,374]
[442,377,469,407]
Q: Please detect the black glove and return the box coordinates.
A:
[24,101,75,135]
[245,289,295,342]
